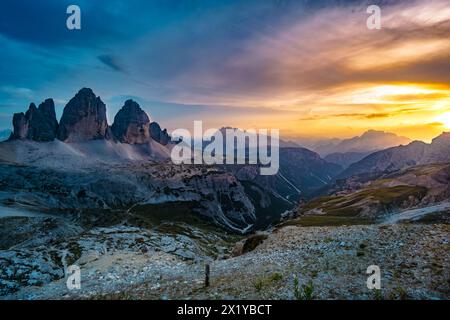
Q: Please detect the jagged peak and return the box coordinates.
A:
[38,97,54,111]
[77,87,95,95]
[11,99,58,141]
[432,131,450,144]
[57,88,108,142]
[72,88,103,103]
[28,102,37,111]
[120,99,149,117]
[111,99,151,144]
[124,99,140,107]
[149,121,170,146]
[359,129,408,140]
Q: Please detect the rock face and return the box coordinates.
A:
[0,160,256,233]
[111,100,150,144]
[11,99,58,141]
[57,88,109,142]
[12,112,28,139]
[149,122,170,145]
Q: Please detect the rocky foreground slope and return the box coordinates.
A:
[4,222,449,300]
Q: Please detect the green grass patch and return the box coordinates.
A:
[298,185,428,218]
[270,273,283,282]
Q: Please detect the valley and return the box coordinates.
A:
[1,157,448,299]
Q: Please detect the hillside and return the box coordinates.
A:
[324,151,371,169]
[283,162,450,227]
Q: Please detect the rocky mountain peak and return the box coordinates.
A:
[11,99,58,142]
[28,102,37,111]
[57,88,109,142]
[111,99,151,144]
[39,99,57,118]
[360,129,387,138]
[149,122,170,145]
[431,132,450,145]
[6,88,178,147]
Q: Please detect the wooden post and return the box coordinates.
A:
[205,263,210,287]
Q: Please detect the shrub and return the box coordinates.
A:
[373,289,383,300]
[242,234,268,254]
[302,280,315,300]
[270,273,283,282]
[293,276,315,300]
[253,280,264,292]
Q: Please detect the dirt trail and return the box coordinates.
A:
[382,202,450,224]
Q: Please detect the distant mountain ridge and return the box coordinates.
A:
[324,151,372,169]
[216,127,302,149]
[341,132,450,178]
[0,129,11,142]
[309,130,411,157]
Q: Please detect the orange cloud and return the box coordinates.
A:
[140,0,450,142]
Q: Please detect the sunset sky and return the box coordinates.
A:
[0,0,449,142]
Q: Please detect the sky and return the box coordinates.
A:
[0,0,449,142]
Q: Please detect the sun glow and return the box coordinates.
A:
[435,112,450,129]
[349,84,439,105]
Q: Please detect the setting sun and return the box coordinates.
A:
[435,112,450,129]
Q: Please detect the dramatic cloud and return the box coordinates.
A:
[98,55,124,72]
[0,0,448,141]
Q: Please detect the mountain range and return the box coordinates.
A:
[1,88,449,299]
[304,130,411,157]
[0,88,343,233]
[10,88,171,148]
[341,132,450,178]
[2,87,449,233]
